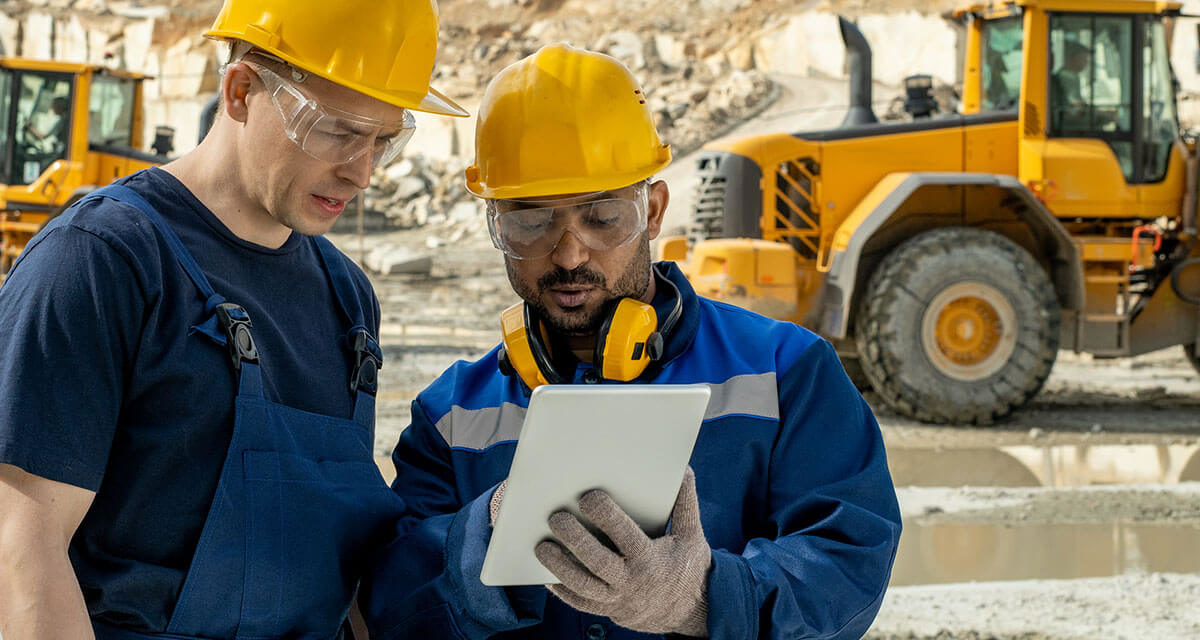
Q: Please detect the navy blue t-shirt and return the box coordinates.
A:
[0,167,380,631]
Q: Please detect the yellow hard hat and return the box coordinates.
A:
[205,0,467,117]
[465,44,671,199]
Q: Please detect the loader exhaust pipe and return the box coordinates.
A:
[839,16,878,127]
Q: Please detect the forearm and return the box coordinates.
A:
[706,527,898,640]
[0,535,95,639]
[0,464,98,640]
[702,457,901,638]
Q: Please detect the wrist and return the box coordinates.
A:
[674,596,709,638]
[674,545,712,637]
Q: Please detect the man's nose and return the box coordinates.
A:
[549,226,590,271]
[335,147,374,190]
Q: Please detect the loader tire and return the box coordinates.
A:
[1185,343,1200,376]
[855,227,1059,425]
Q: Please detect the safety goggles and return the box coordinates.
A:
[242,61,416,167]
[487,184,649,260]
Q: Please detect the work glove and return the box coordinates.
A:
[534,467,711,637]
[489,479,507,526]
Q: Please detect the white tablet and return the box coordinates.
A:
[479,384,711,586]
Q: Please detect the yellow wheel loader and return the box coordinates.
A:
[663,0,1200,424]
[0,58,172,276]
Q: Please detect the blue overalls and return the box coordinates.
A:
[81,185,404,639]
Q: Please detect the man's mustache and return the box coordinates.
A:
[538,265,606,290]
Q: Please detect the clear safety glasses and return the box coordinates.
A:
[242,61,416,167]
[487,184,649,260]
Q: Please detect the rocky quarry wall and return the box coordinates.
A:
[5,0,1200,249]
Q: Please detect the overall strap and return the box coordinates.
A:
[85,184,221,304]
[312,236,381,425]
[81,184,263,395]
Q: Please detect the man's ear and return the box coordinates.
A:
[222,63,254,124]
[647,180,670,241]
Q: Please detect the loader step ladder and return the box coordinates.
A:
[1075,237,1155,357]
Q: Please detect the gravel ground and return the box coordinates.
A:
[897,485,1200,525]
[867,573,1200,640]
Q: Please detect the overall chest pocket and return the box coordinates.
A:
[240,450,403,638]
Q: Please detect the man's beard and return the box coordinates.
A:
[507,236,652,336]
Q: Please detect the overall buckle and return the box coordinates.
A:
[215,303,259,371]
[350,329,381,395]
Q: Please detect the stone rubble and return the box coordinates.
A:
[11,0,1200,270]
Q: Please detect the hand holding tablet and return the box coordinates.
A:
[533,467,712,637]
[480,384,711,587]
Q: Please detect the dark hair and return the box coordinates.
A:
[1064,41,1090,58]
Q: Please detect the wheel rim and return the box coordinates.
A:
[921,282,1018,381]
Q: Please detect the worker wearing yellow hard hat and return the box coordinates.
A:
[0,1,463,638]
[366,43,901,639]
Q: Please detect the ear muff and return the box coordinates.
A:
[592,265,684,381]
[593,298,658,382]
[498,264,684,388]
[498,302,567,390]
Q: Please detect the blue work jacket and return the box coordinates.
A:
[364,263,901,639]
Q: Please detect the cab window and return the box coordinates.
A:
[1141,18,1178,184]
[11,71,73,185]
[981,16,1024,111]
[89,74,136,148]
[0,70,12,172]
[1048,14,1135,179]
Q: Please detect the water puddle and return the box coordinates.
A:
[889,444,1200,487]
[892,520,1200,586]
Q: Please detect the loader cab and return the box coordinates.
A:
[0,67,75,186]
[0,61,145,191]
[990,1,1188,219]
[0,59,160,276]
[968,1,1181,169]
[1043,11,1179,186]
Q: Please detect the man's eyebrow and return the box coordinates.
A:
[332,119,404,138]
[332,121,375,136]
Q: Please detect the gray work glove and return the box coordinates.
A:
[489,479,507,527]
[534,467,711,637]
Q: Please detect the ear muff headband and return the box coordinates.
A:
[653,263,683,339]
[524,301,567,384]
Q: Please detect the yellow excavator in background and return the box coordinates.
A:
[0,57,173,275]
[661,0,1200,424]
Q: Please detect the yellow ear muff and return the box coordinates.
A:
[595,298,659,382]
[499,302,549,390]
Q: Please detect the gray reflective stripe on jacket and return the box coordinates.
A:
[436,372,778,451]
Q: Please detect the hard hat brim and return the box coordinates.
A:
[205,29,469,118]
[465,150,671,200]
[419,86,470,118]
